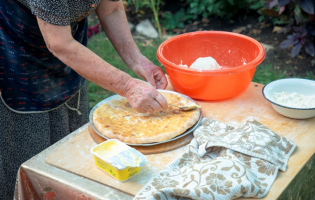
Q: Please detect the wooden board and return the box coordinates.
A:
[45,127,185,196]
[45,82,315,198]
[88,123,193,154]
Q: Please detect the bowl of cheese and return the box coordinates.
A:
[262,78,315,119]
[157,31,265,100]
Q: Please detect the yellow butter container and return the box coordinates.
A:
[91,139,147,181]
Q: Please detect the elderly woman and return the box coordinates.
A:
[0,0,168,198]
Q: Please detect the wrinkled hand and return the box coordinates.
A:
[131,55,168,89]
[123,78,168,113]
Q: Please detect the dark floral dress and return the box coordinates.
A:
[0,0,117,198]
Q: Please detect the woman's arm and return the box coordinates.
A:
[36,17,167,113]
[95,0,167,89]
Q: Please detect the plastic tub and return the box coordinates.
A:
[157,31,265,100]
[91,139,147,181]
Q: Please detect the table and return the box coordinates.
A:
[14,82,315,200]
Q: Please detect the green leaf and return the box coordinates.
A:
[227,0,234,5]
[199,4,205,11]
[190,2,198,8]
[178,22,185,29]
[190,7,199,14]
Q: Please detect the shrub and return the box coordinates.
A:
[182,0,264,19]
[262,0,315,57]
[160,0,265,32]
[160,8,187,33]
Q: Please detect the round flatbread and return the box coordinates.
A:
[92,91,201,144]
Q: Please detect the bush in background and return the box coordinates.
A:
[125,0,265,34]
[124,0,314,58]
[180,0,263,20]
[261,0,315,57]
[161,0,315,58]
[160,0,265,32]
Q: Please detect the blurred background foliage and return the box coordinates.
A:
[87,0,315,108]
[126,0,314,57]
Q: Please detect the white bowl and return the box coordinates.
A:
[262,78,315,119]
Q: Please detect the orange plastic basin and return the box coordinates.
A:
[157,31,265,100]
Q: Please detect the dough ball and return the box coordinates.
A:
[190,57,222,70]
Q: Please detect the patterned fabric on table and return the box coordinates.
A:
[134,118,296,200]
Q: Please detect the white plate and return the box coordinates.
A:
[262,78,315,119]
[89,90,202,146]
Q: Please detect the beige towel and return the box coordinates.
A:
[134,118,296,200]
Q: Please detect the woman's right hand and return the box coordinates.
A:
[123,78,168,113]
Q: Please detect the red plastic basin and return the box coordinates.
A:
[157,31,265,100]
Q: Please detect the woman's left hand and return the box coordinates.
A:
[131,55,168,90]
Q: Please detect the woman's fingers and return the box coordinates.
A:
[154,92,168,110]
[124,78,168,113]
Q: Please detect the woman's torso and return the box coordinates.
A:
[0,0,103,112]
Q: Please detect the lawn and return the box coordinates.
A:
[87,33,314,109]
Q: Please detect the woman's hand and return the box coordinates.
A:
[123,78,168,113]
[131,54,168,90]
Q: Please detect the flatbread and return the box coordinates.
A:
[92,91,201,144]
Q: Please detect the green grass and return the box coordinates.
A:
[87,33,165,108]
[253,61,315,85]
[304,71,315,80]
[252,62,286,85]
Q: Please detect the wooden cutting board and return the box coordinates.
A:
[88,123,194,154]
[45,82,315,199]
[45,126,186,196]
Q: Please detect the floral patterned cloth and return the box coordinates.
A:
[134,118,296,200]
